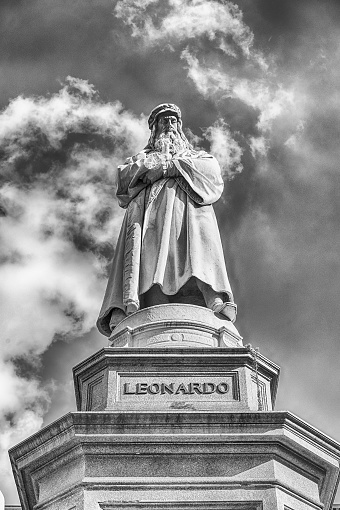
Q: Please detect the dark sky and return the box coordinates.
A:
[1,0,340,504]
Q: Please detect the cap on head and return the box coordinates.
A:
[148,103,182,130]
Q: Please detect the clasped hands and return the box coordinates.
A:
[139,160,172,185]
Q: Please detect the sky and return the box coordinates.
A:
[0,0,340,505]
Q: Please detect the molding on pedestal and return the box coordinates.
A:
[9,411,340,510]
[109,304,242,348]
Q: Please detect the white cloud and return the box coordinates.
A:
[249,136,268,158]
[0,187,104,359]
[181,48,231,97]
[115,0,257,61]
[0,76,148,355]
[234,81,294,132]
[203,119,243,177]
[0,77,148,160]
[114,0,294,158]
[181,48,295,135]
[0,77,149,498]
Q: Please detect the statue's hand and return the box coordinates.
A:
[140,154,176,185]
[141,164,164,185]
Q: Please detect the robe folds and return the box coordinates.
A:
[97,148,233,336]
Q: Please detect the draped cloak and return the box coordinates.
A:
[97,148,233,336]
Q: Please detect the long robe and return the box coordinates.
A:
[97,148,233,336]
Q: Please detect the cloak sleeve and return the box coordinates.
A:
[116,152,149,208]
[172,151,224,205]
[116,150,224,208]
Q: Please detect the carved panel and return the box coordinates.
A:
[86,375,104,410]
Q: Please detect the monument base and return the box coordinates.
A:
[9,411,340,510]
[9,306,340,510]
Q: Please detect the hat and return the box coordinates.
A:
[148,103,182,129]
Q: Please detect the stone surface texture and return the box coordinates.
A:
[9,411,340,510]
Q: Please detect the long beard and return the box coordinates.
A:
[154,131,187,155]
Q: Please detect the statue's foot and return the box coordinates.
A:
[211,300,237,323]
[126,302,138,315]
[109,308,126,331]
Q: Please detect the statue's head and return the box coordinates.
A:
[145,103,192,153]
[148,103,182,131]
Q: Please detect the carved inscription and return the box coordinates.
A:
[123,381,230,395]
[118,372,240,402]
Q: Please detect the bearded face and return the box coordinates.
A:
[145,108,192,153]
[155,114,178,136]
[154,113,187,154]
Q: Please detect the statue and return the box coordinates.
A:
[97,103,237,336]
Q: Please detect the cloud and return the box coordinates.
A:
[0,76,149,499]
[114,0,293,159]
[115,0,256,61]
[249,136,268,158]
[180,49,230,97]
[181,48,294,135]
[202,119,243,177]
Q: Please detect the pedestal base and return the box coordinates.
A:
[8,305,340,510]
[9,411,340,510]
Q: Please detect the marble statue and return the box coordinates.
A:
[97,103,237,336]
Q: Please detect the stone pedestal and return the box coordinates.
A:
[108,304,242,349]
[73,347,279,413]
[9,305,340,510]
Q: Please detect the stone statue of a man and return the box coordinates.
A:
[97,103,237,336]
